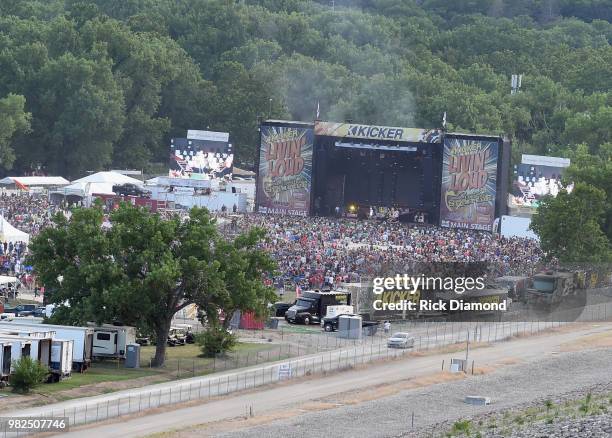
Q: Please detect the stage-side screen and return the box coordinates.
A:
[256,123,314,216]
[169,137,233,180]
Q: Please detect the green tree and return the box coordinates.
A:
[28,204,275,367]
[0,93,31,170]
[564,143,612,240]
[530,182,611,262]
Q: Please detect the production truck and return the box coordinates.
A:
[285,290,351,325]
[525,267,611,310]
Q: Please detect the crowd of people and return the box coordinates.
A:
[0,192,67,236]
[0,193,69,297]
[0,190,545,298]
[223,214,544,291]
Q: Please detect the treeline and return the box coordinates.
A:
[0,0,609,182]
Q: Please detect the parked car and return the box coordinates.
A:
[387,332,415,349]
[33,306,46,317]
[4,304,37,316]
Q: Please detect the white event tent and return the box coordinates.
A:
[0,176,70,190]
[51,171,144,198]
[0,216,29,244]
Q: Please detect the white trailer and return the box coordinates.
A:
[0,334,52,367]
[0,328,71,380]
[0,336,35,372]
[0,327,57,339]
[90,324,136,359]
[0,321,93,371]
[0,340,12,380]
[51,339,73,379]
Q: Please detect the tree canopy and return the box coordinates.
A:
[530,182,611,263]
[0,0,608,174]
[28,204,277,366]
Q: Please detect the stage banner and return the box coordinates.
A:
[440,137,499,231]
[257,125,313,216]
[315,121,442,143]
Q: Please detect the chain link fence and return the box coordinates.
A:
[6,301,612,437]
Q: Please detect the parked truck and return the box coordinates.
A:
[285,290,351,325]
[525,267,611,310]
[321,313,380,333]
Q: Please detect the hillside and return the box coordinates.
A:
[0,0,609,176]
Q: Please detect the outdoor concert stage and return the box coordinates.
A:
[256,120,510,232]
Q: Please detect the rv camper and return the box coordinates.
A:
[90,324,137,359]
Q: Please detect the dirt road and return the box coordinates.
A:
[56,322,611,438]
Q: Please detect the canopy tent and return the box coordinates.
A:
[72,171,144,185]
[50,171,144,198]
[0,275,20,299]
[0,176,70,190]
[0,216,29,244]
[0,276,18,285]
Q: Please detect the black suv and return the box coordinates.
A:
[112,183,150,198]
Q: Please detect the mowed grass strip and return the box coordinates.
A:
[35,366,159,394]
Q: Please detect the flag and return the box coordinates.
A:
[316,101,320,119]
[14,179,29,191]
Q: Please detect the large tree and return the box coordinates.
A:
[0,94,31,171]
[530,182,611,263]
[28,204,276,367]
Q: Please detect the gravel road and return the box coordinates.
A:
[218,348,612,438]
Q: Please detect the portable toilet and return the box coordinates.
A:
[125,343,140,368]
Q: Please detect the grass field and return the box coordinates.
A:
[35,366,160,394]
[139,342,281,377]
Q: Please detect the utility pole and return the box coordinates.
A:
[465,330,469,365]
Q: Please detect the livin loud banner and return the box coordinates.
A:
[440,137,499,231]
[257,125,314,216]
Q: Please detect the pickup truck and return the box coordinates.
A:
[321,314,380,333]
[3,304,37,316]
